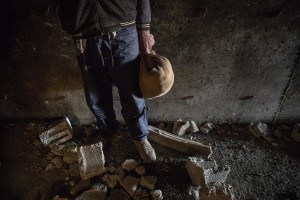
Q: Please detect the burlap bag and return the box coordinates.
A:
[139,52,174,99]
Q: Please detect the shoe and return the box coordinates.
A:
[132,139,156,163]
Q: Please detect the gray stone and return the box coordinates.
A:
[107,189,130,200]
[39,118,72,146]
[175,121,191,136]
[200,184,235,200]
[140,176,157,190]
[291,123,300,142]
[70,179,91,196]
[249,122,272,141]
[120,175,140,197]
[135,166,146,176]
[189,121,199,133]
[122,159,139,172]
[172,119,185,133]
[78,142,106,180]
[186,157,230,187]
[199,123,215,134]
[150,190,163,200]
[187,186,200,200]
[102,174,119,189]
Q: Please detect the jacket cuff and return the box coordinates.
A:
[137,23,150,31]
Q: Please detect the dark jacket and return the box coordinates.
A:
[55,0,151,37]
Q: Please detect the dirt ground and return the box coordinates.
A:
[0,119,299,200]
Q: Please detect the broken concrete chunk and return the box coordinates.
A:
[135,166,146,176]
[186,157,230,187]
[172,119,185,133]
[76,187,107,200]
[107,189,130,200]
[70,179,91,196]
[189,121,199,133]
[150,190,163,200]
[51,156,64,169]
[200,123,215,134]
[102,174,119,189]
[141,176,157,190]
[122,159,139,172]
[175,121,191,136]
[200,184,235,200]
[120,175,140,197]
[291,123,300,142]
[116,167,125,181]
[187,185,200,200]
[39,118,73,146]
[249,122,272,141]
[63,151,78,164]
[78,142,106,180]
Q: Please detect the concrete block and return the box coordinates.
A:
[199,123,215,134]
[102,174,119,189]
[115,167,125,181]
[249,122,272,141]
[70,179,91,196]
[140,176,157,190]
[76,187,107,200]
[291,123,300,142]
[187,185,200,200]
[78,142,106,180]
[189,121,199,133]
[122,159,139,172]
[175,121,191,136]
[120,175,140,197]
[150,190,163,200]
[200,184,235,200]
[39,118,73,146]
[135,166,146,176]
[107,189,130,200]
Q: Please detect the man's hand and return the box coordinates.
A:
[138,30,155,53]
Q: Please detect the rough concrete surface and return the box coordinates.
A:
[0,0,299,124]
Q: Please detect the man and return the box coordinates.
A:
[57,0,156,163]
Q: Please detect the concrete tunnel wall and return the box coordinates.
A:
[0,0,299,125]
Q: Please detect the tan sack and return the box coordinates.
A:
[139,52,174,99]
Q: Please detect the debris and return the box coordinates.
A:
[51,157,64,169]
[141,176,157,190]
[175,121,191,136]
[78,142,106,180]
[249,122,272,141]
[45,163,55,171]
[200,184,235,200]
[150,190,163,200]
[63,151,78,165]
[135,166,146,176]
[190,121,199,133]
[68,163,79,177]
[107,188,130,200]
[291,123,300,142]
[133,188,149,200]
[120,175,140,197]
[172,119,185,133]
[102,174,119,189]
[199,123,215,134]
[148,125,213,158]
[122,159,139,172]
[115,167,125,181]
[39,117,73,146]
[109,166,116,173]
[187,186,200,200]
[76,187,107,200]
[70,179,91,196]
[185,157,230,187]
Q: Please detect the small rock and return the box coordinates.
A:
[200,184,234,200]
[122,159,139,172]
[102,174,119,189]
[107,189,130,200]
[291,123,300,142]
[249,122,272,141]
[68,163,79,177]
[175,121,191,136]
[141,176,157,190]
[45,163,55,171]
[150,190,163,200]
[109,166,116,173]
[189,121,199,133]
[134,188,149,200]
[120,175,140,197]
[46,153,55,161]
[33,139,41,146]
[115,167,125,181]
[135,166,146,176]
[199,123,215,134]
[63,151,78,164]
[187,186,200,200]
[76,185,107,200]
[70,179,91,196]
[172,119,185,133]
[51,157,64,169]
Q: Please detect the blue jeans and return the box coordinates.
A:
[76,26,148,141]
